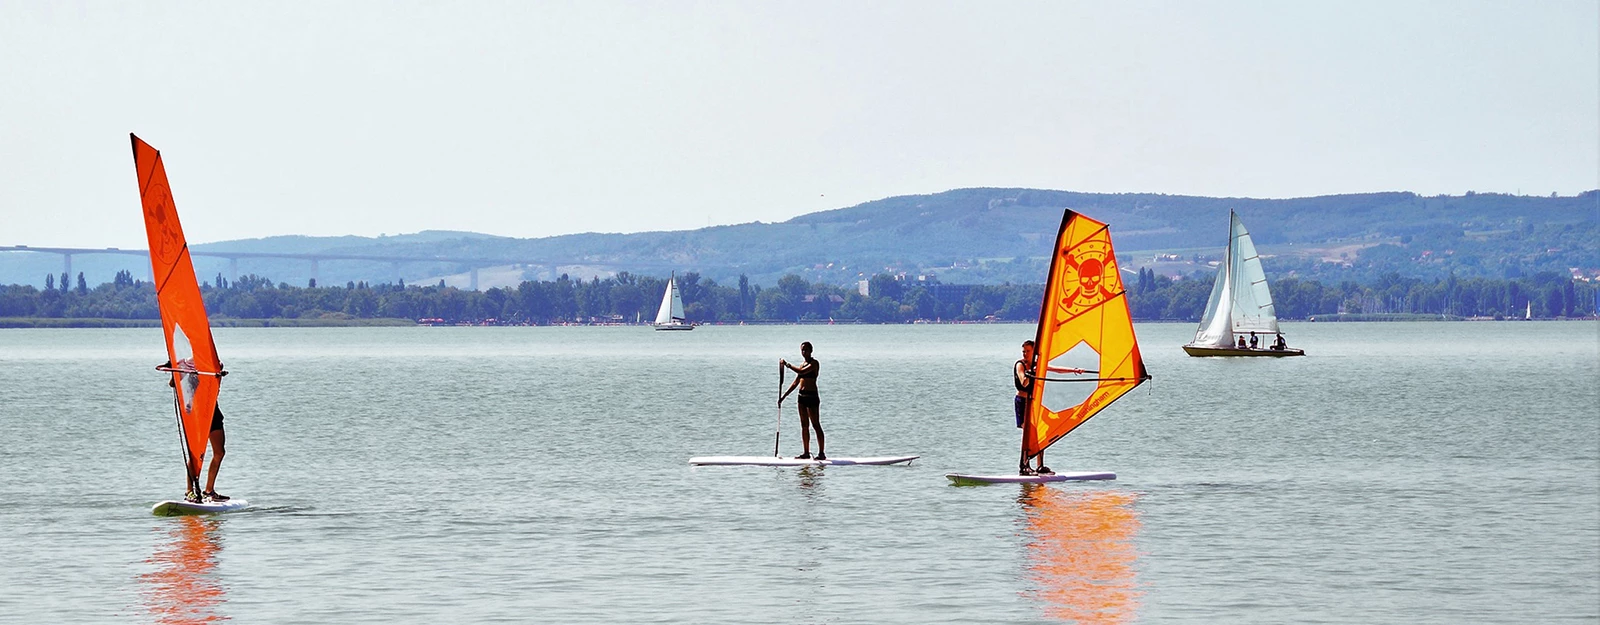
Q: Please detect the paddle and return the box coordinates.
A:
[773,361,785,457]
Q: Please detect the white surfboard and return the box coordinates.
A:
[690,455,918,467]
[945,471,1115,485]
[152,498,250,516]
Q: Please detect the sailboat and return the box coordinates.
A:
[133,135,248,516]
[948,210,1151,485]
[1182,210,1305,357]
[653,273,693,331]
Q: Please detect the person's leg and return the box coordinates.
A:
[807,407,824,458]
[204,429,226,494]
[798,405,812,458]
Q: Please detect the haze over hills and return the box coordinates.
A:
[3,188,1595,289]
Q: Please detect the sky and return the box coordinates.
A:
[1,1,1596,248]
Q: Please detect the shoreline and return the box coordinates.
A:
[2,316,1593,329]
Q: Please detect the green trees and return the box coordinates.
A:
[1,270,1595,323]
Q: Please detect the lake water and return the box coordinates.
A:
[1,321,1596,624]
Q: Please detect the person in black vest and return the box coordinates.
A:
[1014,340,1085,475]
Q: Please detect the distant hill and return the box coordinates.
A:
[3,189,1595,288]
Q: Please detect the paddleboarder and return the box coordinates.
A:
[779,341,824,460]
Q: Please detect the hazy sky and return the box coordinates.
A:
[2,1,1596,248]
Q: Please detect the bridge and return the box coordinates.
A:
[1,245,713,290]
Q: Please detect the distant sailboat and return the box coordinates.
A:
[1182,210,1304,357]
[133,134,248,515]
[948,210,1151,484]
[654,273,693,331]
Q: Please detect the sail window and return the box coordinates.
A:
[1040,341,1098,413]
[172,323,198,412]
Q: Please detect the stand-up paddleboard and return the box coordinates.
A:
[695,357,915,469]
[946,471,1113,485]
[691,455,918,467]
[949,209,1151,486]
[134,135,249,516]
[152,498,250,516]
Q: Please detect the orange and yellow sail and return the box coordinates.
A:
[1023,210,1149,461]
[132,134,223,489]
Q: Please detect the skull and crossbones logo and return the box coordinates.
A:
[1055,241,1116,318]
[146,181,184,267]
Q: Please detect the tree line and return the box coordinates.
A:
[1,268,1593,323]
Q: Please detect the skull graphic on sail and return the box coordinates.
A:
[1054,239,1118,320]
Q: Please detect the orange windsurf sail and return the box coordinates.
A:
[1023,210,1149,462]
[133,134,224,493]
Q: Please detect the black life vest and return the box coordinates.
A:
[1014,359,1033,394]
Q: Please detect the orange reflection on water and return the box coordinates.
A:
[139,515,229,623]
[1018,485,1143,624]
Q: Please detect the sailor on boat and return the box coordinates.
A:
[779,342,825,461]
[167,360,231,503]
[1248,331,1259,349]
[1272,334,1288,350]
[1014,340,1086,476]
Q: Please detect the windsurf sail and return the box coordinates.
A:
[133,134,224,495]
[1190,210,1279,348]
[1023,210,1150,464]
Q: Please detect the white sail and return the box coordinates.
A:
[670,279,685,321]
[1192,234,1234,348]
[655,276,678,325]
[1189,211,1279,347]
[1228,213,1279,335]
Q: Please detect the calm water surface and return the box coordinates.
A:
[1,322,1596,624]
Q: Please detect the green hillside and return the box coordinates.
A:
[3,188,1595,288]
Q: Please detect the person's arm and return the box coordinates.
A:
[1043,365,1086,375]
[780,377,802,402]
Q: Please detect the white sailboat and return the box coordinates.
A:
[654,273,693,331]
[1182,210,1304,357]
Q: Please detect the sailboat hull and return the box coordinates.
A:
[654,324,694,331]
[1182,345,1304,357]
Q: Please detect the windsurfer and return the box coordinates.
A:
[1016,340,1086,475]
[169,365,230,503]
[779,342,824,461]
